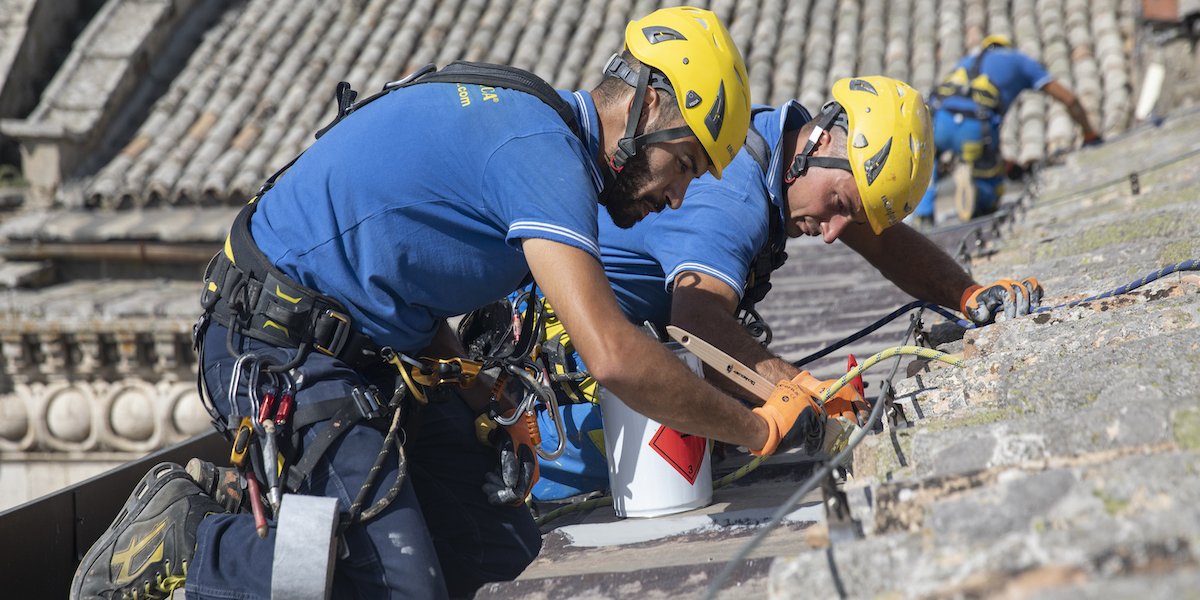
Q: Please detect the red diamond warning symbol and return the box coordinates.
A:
[648,425,706,485]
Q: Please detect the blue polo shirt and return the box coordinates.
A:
[599,101,812,328]
[940,47,1055,117]
[250,82,604,352]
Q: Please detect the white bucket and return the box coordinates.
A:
[599,344,712,518]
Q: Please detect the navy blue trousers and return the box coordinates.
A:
[187,323,541,599]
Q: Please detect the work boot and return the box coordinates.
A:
[70,462,226,600]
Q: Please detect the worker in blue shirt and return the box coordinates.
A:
[530,77,1047,502]
[913,34,1101,226]
[69,8,834,600]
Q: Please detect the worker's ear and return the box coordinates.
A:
[638,85,665,131]
[811,128,835,156]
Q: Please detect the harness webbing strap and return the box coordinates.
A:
[742,121,770,176]
[403,62,579,136]
[285,397,365,491]
[740,118,787,313]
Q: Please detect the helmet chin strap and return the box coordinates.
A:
[603,54,692,174]
[784,101,852,184]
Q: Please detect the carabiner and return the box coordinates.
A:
[228,352,261,417]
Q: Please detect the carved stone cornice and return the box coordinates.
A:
[0,318,210,456]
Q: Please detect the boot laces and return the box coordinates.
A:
[122,559,187,600]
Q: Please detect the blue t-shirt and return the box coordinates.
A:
[599,101,812,328]
[940,47,1055,116]
[250,83,605,352]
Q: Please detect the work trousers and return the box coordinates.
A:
[915,108,1006,218]
[187,323,541,600]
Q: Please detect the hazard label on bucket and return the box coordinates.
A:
[649,426,706,485]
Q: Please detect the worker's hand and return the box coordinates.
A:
[480,410,539,507]
[1082,132,1103,147]
[815,379,871,426]
[751,375,826,457]
[960,277,1043,325]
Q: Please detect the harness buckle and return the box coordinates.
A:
[351,386,384,420]
[314,309,351,357]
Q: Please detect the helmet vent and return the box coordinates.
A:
[848,79,878,95]
[895,85,906,97]
[853,133,869,148]
[704,81,726,141]
[642,26,687,44]
[862,137,892,185]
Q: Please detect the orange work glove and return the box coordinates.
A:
[814,379,871,426]
[751,374,826,457]
[480,409,540,507]
[960,277,1043,325]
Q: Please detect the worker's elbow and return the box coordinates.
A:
[581,349,623,388]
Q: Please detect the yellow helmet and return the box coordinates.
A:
[612,7,751,179]
[832,76,934,234]
[981,34,1013,49]
[783,77,933,234]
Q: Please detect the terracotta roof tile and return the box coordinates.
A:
[2,0,1136,215]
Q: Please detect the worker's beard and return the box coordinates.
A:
[602,150,665,229]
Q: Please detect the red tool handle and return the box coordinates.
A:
[245,471,269,539]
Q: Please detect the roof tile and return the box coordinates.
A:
[0,0,1138,213]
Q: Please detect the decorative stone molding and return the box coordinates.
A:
[0,319,208,456]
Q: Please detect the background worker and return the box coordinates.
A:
[530,76,1045,502]
[912,34,1102,225]
[69,8,841,600]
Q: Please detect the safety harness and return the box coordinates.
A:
[931,43,1007,178]
[193,61,580,530]
[736,114,785,344]
[932,43,1005,115]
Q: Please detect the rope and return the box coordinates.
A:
[793,259,1199,371]
[792,302,966,368]
[534,495,614,526]
[1035,258,1200,312]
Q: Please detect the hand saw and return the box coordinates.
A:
[666,325,776,403]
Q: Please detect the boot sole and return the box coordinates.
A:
[69,462,191,600]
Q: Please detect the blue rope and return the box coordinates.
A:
[1035,259,1200,312]
[792,259,1200,369]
